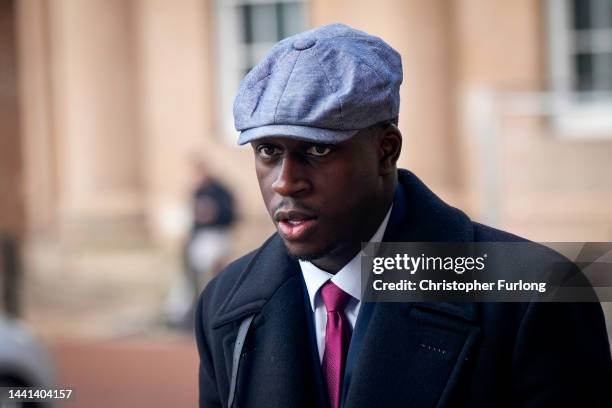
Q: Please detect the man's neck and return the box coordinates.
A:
[310,244,361,274]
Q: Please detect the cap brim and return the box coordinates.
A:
[237,124,360,145]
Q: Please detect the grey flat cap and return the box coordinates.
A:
[234,23,403,145]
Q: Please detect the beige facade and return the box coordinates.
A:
[5,0,612,278]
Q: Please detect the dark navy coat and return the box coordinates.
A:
[196,169,612,407]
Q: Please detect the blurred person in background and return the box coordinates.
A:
[164,158,235,330]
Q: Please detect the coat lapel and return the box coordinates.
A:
[344,302,480,408]
[211,236,325,407]
[343,170,481,407]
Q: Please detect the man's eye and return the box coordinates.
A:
[306,145,332,157]
[257,145,281,158]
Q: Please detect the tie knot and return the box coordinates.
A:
[320,281,352,312]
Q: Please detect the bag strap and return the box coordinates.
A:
[228,314,254,407]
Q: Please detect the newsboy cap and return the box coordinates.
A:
[234,23,403,145]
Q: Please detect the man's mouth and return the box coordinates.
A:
[274,210,318,241]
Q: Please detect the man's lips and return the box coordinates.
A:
[277,219,318,240]
[274,209,318,241]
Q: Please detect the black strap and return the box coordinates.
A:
[228,314,254,407]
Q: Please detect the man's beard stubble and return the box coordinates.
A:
[283,236,360,265]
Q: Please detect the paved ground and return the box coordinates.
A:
[20,246,202,407]
[51,336,198,408]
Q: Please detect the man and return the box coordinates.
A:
[187,158,235,288]
[195,24,611,407]
[165,158,235,329]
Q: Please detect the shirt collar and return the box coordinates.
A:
[300,205,393,311]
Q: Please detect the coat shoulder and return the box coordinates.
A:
[200,247,259,312]
[472,222,528,243]
[472,222,574,264]
[199,234,279,316]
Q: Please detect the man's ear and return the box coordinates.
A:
[378,124,402,176]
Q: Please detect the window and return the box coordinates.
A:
[546,0,612,137]
[569,0,612,92]
[215,0,308,142]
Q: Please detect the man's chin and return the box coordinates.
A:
[286,247,330,263]
[283,241,336,263]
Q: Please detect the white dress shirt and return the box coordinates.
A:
[299,206,393,361]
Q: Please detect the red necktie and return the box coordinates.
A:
[320,281,353,408]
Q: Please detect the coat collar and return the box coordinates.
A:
[211,234,299,328]
[212,169,477,328]
[385,169,474,243]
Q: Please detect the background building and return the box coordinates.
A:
[1,0,611,406]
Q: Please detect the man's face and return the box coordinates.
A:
[251,133,384,266]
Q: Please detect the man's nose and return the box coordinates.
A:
[271,155,310,197]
